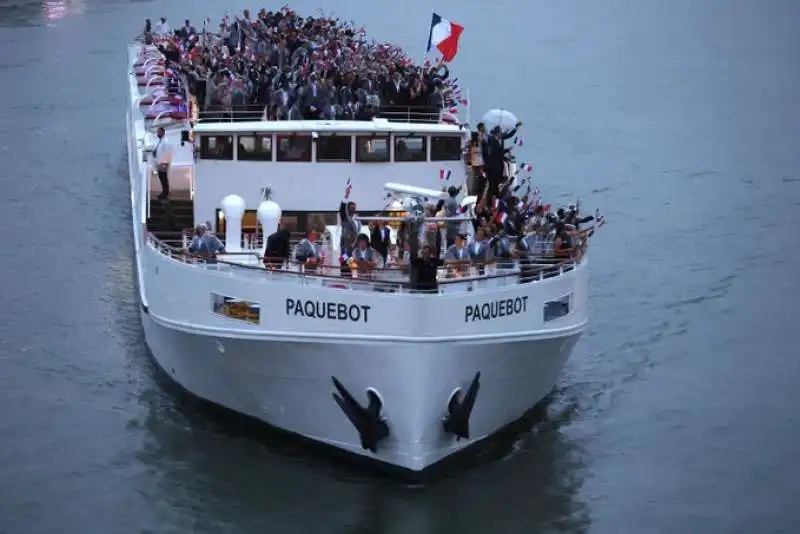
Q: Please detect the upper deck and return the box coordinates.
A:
[192,118,465,135]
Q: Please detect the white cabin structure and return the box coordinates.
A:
[148,118,468,237]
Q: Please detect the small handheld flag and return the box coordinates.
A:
[595,208,606,227]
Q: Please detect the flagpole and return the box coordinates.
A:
[465,87,471,127]
[422,11,433,65]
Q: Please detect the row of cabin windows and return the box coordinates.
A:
[215,209,407,235]
[199,134,463,163]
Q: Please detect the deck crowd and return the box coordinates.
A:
[325,132,603,290]
[145,8,459,121]
[148,10,605,287]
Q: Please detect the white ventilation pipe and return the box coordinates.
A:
[256,189,282,256]
[220,194,245,253]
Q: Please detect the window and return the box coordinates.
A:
[355,136,389,162]
[277,213,299,233]
[199,135,233,160]
[431,136,463,161]
[544,295,571,322]
[211,293,260,324]
[316,135,352,162]
[216,210,259,233]
[237,134,273,161]
[276,135,312,162]
[306,212,338,233]
[394,135,427,162]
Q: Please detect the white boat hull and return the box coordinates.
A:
[140,308,582,472]
[126,43,589,474]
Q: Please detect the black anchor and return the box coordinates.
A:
[442,371,481,440]
[331,376,389,453]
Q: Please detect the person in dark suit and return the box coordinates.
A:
[382,71,409,107]
[409,244,442,292]
[263,226,290,268]
[485,121,522,200]
[370,222,391,263]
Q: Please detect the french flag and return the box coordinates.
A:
[426,13,464,63]
[494,212,508,225]
[340,251,350,264]
[492,197,507,212]
[344,177,352,199]
[439,168,451,181]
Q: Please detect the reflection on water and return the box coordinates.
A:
[43,0,67,20]
[134,379,589,533]
[0,0,86,26]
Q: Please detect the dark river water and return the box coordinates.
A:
[1,0,799,532]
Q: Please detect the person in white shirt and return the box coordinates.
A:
[153,17,171,38]
[152,127,173,200]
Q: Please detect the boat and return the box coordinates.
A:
[125,14,592,475]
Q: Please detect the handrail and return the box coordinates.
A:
[147,94,174,108]
[136,57,159,71]
[144,65,163,79]
[376,105,442,124]
[145,75,164,90]
[192,105,452,125]
[134,92,154,107]
[145,231,588,293]
[197,106,266,123]
[149,111,171,123]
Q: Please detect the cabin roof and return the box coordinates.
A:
[193,119,467,136]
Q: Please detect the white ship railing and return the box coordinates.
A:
[195,105,451,125]
[146,232,587,294]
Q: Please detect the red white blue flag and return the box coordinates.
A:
[427,13,464,63]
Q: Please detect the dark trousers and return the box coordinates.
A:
[487,178,502,202]
[470,167,486,196]
[195,79,207,111]
[157,169,170,199]
[485,165,505,200]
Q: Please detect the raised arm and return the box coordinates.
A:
[501,121,523,140]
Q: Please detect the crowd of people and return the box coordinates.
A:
[144,8,461,121]
[152,9,605,286]
[307,155,603,290]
